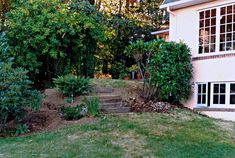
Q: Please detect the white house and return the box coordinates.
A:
[161,0,235,121]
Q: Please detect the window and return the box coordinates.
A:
[197,83,207,105]
[199,9,216,54]
[219,5,235,51]
[230,83,235,104]
[212,83,226,104]
[198,3,235,54]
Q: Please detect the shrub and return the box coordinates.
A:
[53,74,90,97]
[15,124,30,135]
[0,62,43,130]
[61,105,88,120]
[149,41,193,103]
[83,97,100,117]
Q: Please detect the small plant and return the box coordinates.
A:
[129,65,138,72]
[61,105,88,120]
[83,97,100,117]
[15,124,30,135]
[53,74,90,98]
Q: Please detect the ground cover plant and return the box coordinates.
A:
[0,109,234,158]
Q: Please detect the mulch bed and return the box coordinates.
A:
[123,98,178,113]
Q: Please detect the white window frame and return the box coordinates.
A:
[210,82,235,108]
[197,2,235,55]
[196,83,208,107]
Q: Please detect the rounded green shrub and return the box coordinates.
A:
[149,41,193,103]
[53,74,90,97]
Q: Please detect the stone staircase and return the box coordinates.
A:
[88,94,131,113]
[89,86,131,113]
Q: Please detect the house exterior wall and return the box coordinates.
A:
[169,0,235,109]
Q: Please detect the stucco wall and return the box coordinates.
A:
[169,0,235,109]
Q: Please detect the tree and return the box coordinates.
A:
[4,0,104,84]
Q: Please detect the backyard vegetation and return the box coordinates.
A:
[0,109,234,158]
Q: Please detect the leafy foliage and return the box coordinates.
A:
[0,62,43,130]
[15,124,30,135]
[149,42,193,103]
[61,105,87,120]
[53,74,90,97]
[5,0,104,83]
[83,97,100,117]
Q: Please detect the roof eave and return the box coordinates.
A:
[160,0,211,10]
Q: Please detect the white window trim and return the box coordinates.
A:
[210,82,235,108]
[197,2,235,56]
[196,82,208,107]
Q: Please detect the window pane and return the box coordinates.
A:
[227,24,232,32]
[210,44,216,52]
[198,84,202,93]
[198,95,202,104]
[205,19,210,27]
[230,95,235,104]
[210,35,216,43]
[200,20,204,28]
[202,95,206,104]
[211,18,216,26]
[204,45,209,53]
[220,25,225,33]
[220,43,225,51]
[226,33,232,41]
[221,7,226,15]
[214,84,219,93]
[213,95,219,104]
[203,84,206,93]
[220,34,225,42]
[220,95,226,104]
[233,14,235,22]
[226,42,232,51]
[211,27,216,35]
[199,45,203,54]
[227,5,233,14]
[200,11,205,19]
[227,14,233,23]
[220,84,226,93]
[211,9,216,17]
[230,84,235,93]
[205,10,210,18]
[221,15,226,24]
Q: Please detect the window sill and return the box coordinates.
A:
[194,107,235,112]
[192,52,235,61]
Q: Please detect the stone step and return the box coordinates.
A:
[87,95,121,100]
[101,102,122,109]
[101,107,131,113]
[100,98,122,103]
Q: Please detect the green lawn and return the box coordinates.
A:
[0,109,235,158]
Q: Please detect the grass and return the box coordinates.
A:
[90,78,142,88]
[0,109,235,158]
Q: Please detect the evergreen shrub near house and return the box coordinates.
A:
[53,74,90,97]
[149,41,193,103]
[0,62,43,131]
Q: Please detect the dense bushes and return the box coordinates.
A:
[53,74,89,97]
[149,42,193,103]
[4,0,104,83]
[125,40,193,103]
[0,62,43,131]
